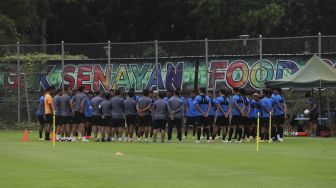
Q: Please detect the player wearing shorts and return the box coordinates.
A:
[207,91,218,142]
[167,90,184,143]
[136,89,152,142]
[272,88,287,142]
[260,89,274,142]
[305,92,319,136]
[240,89,250,141]
[185,91,197,139]
[71,86,88,142]
[84,91,94,138]
[53,88,62,141]
[91,91,103,142]
[44,86,55,141]
[195,87,211,143]
[101,92,112,142]
[36,92,45,140]
[152,92,169,143]
[212,89,231,143]
[61,86,73,141]
[124,91,137,142]
[227,87,244,143]
[248,93,260,142]
[111,89,126,142]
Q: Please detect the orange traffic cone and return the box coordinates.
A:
[22,129,29,142]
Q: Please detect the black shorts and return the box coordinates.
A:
[38,115,45,125]
[102,116,112,126]
[85,116,93,123]
[241,116,249,126]
[73,111,85,124]
[186,117,197,126]
[261,117,270,127]
[153,119,167,130]
[126,115,137,126]
[216,115,229,126]
[208,116,215,126]
[92,115,102,126]
[55,115,62,126]
[249,118,257,126]
[45,114,53,124]
[62,116,73,124]
[195,116,210,127]
[231,115,242,126]
[138,115,152,127]
[273,115,285,125]
[168,118,182,128]
[309,112,318,124]
[112,118,125,128]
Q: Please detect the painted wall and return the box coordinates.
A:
[1,55,336,92]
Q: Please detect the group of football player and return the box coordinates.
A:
[36,85,287,143]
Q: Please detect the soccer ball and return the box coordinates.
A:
[304,109,310,115]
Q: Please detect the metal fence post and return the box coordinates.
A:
[23,73,31,123]
[107,40,111,90]
[61,41,65,91]
[17,42,20,127]
[155,40,159,91]
[205,38,209,93]
[318,32,321,57]
[259,35,263,94]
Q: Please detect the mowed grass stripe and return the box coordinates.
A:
[0,131,335,188]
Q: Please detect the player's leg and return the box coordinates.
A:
[176,118,182,142]
[167,119,173,143]
[195,116,202,143]
[38,115,45,140]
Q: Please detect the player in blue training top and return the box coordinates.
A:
[212,89,231,142]
[260,89,274,142]
[239,88,250,141]
[248,93,261,142]
[194,87,211,143]
[272,88,287,142]
[227,87,244,143]
[36,91,45,140]
[207,90,218,142]
[84,91,94,139]
[184,91,198,139]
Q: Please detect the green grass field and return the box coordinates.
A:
[0,131,336,188]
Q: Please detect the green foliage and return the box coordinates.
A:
[1,0,336,44]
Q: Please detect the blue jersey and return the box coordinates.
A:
[261,97,273,118]
[84,98,93,117]
[186,98,198,117]
[134,95,140,102]
[164,96,171,102]
[231,94,244,116]
[194,94,211,116]
[216,96,230,116]
[249,99,260,118]
[243,97,250,113]
[272,94,285,116]
[36,96,44,116]
[208,98,218,116]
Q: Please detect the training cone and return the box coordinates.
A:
[22,129,29,142]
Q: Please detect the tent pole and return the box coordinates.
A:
[318,88,322,126]
[326,88,331,127]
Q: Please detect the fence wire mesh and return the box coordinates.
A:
[1,34,336,130]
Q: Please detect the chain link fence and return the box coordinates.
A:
[1,34,336,131]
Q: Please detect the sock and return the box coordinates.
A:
[228,128,234,141]
[238,128,242,141]
[197,128,201,140]
[205,127,209,140]
[45,132,50,139]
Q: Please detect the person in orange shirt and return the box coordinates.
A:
[44,86,55,141]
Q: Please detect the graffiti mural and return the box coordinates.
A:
[1,56,336,92]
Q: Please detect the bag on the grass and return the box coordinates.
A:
[319,126,331,137]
